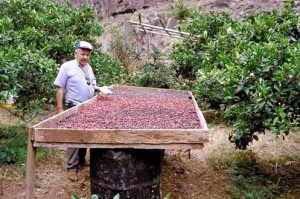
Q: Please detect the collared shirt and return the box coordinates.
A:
[54,59,95,105]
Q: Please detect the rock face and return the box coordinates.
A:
[197,0,300,20]
[58,0,300,20]
[58,0,170,18]
[58,0,300,56]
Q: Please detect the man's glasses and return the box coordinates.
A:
[85,75,91,85]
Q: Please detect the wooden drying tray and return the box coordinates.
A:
[25,85,209,199]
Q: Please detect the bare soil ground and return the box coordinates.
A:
[1,107,300,199]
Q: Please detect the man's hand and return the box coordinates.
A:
[94,86,113,94]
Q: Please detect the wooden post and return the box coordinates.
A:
[25,128,36,199]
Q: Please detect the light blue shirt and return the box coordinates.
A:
[54,59,95,105]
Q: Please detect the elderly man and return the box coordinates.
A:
[54,41,96,181]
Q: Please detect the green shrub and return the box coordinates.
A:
[91,51,125,86]
[0,124,28,164]
[133,63,175,89]
[171,11,236,79]
[0,0,122,121]
[129,47,176,89]
[171,0,300,149]
[0,124,54,165]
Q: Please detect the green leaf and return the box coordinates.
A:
[0,152,7,160]
[70,195,80,199]
[273,117,279,125]
[0,74,9,80]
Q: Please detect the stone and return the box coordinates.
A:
[166,17,178,30]
[58,0,170,18]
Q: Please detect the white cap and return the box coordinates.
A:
[75,41,93,51]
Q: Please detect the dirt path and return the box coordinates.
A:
[0,108,23,126]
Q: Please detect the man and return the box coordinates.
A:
[54,41,97,182]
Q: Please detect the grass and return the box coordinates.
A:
[291,128,300,143]
[205,130,300,199]
[0,124,54,181]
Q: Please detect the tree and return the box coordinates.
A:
[171,0,300,149]
[0,0,123,121]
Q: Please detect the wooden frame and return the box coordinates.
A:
[25,85,209,199]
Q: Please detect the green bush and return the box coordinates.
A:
[0,124,28,164]
[91,52,125,86]
[133,63,175,89]
[171,11,236,79]
[0,124,54,165]
[0,0,122,121]
[128,47,176,89]
[171,0,300,149]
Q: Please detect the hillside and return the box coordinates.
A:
[94,0,300,53]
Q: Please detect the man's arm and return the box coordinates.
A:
[56,86,64,113]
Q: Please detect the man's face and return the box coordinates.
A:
[75,48,91,66]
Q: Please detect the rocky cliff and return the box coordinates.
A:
[58,0,169,18]
[59,0,300,20]
[57,0,300,55]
